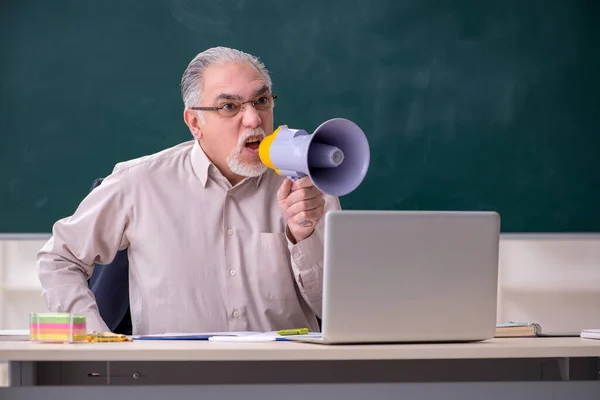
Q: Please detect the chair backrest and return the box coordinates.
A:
[87,178,132,334]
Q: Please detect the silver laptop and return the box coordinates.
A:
[292,210,500,344]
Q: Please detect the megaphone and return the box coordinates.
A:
[258,118,370,196]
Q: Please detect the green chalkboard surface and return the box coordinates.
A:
[1,0,599,233]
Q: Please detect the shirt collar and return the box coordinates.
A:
[190,140,264,189]
[190,140,210,188]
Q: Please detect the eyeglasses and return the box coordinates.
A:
[190,94,277,118]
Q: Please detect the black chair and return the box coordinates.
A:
[87,178,132,335]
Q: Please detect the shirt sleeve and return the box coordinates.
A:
[37,169,131,333]
[286,194,342,318]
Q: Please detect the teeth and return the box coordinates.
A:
[247,138,260,143]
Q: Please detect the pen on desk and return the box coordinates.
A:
[277,328,309,336]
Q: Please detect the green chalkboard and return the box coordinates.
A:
[1,0,599,233]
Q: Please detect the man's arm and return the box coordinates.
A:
[285,194,341,318]
[37,171,130,333]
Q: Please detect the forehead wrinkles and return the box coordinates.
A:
[202,62,267,101]
[213,83,269,103]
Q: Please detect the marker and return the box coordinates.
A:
[277,328,309,336]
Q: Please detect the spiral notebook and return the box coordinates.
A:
[495,322,542,337]
[495,322,579,338]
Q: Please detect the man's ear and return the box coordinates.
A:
[183,109,203,140]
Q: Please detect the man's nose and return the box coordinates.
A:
[241,103,261,128]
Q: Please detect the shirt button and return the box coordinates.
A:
[232,310,240,318]
[227,228,234,235]
[293,252,301,259]
[229,269,237,276]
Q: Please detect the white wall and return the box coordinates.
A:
[0,238,50,330]
[497,234,600,334]
[0,237,50,387]
[0,233,599,386]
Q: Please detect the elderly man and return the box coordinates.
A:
[37,46,341,335]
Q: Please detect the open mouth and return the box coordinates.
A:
[244,137,262,151]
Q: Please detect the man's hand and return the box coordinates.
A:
[277,177,326,244]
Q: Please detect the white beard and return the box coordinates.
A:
[227,128,268,177]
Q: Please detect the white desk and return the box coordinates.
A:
[1,338,600,399]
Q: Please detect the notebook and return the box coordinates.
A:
[580,329,600,340]
[0,329,29,341]
[132,331,257,341]
[495,322,542,337]
[495,322,579,338]
[289,210,501,344]
[133,331,320,342]
[209,331,322,342]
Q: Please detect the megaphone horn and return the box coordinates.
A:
[258,118,370,196]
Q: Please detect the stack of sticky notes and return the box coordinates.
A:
[29,312,87,343]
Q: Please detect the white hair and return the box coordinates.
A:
[181,46,273,108]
